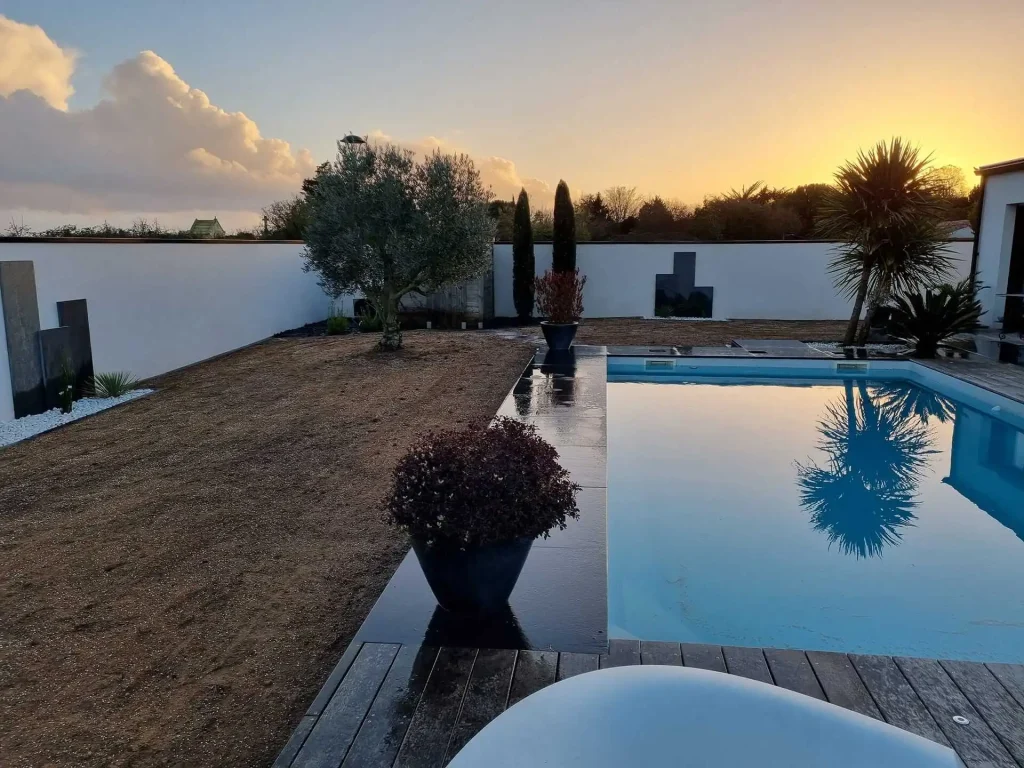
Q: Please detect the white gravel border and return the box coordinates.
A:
[0,390,153,448]
[806,341,910,355]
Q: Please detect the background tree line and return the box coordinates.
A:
[490,165,979,243]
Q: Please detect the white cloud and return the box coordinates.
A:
[367,130,553,206]
[0,14,551,223]
[0,15,76,110]
[0,25,315,215]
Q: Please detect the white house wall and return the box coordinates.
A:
[975,171,1024,322]
[0,242,331,422]
[493,241,974,319]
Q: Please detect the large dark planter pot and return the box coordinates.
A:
[411,536,534,615]
[541,321,579,351]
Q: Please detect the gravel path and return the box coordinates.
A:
[0,390,153,447]
[0,332,532,768]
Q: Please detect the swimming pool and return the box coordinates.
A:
[607,358,1024,662]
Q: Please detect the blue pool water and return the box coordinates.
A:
[607,370,1024,662]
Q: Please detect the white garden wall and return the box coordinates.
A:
[0,241,330,422]
[493,241,974,319]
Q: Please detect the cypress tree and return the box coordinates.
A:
[552,180,576,273]
[512,189,535,321]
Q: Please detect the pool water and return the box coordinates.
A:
[607,374,1024,662]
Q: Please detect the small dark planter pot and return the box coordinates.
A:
[541,321,579,351]
[411,536,534,615]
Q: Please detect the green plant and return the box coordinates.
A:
[91,371,139,398]
[817,138,946,345]
[358,310,383,333]
[304,141,494,350]
[534,269,586,323]
[887,279,983,358]
[326,315,350,335]
[512,188,535,321]
[58,356,75,414]
[552,180,576,273]
[384,417,580,549]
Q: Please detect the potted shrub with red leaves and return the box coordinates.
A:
[535,268,586,351]
[384,418,580,614]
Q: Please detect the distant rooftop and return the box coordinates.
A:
[189,218,225,237]
[976,157,1024,177]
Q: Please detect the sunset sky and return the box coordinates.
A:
[1,0,1021,232]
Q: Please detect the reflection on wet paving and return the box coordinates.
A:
[354,346,608,653]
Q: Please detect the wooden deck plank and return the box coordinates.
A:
[508,650,558,707]
[763,649,826,701]
[394,647,477,768]
[341,646,439,768]
[849,655,949,747]
[292,643,400,768]
[806,651,882,720]
[895,657,1017,768]
[640,641,682,666]
[987,664,1024,711]
[722,646,773,685]
[600,639,640,669]
[558,652,600,680]
[444,649,517,764]
[941,660,1024,766]
[681,643,727,673]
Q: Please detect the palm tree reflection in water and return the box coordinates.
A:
[795,381,939,558]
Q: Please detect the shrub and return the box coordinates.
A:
[887,279,982,358]
[384,417,580,549]
[535,268,586,323]
[326,315,350,335]
[358,310,383,333]
[512,189,535,321]
[91,371,139,398]
[552,180,576,273]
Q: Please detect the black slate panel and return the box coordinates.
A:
[849,655,949,747]
[558,652,600,680]
[292,643,400,768]
[445,648,517,762]
[0,260,45,416]
[640,641,682,666]
[38,326,72,409]
[600,639,640,669]
[940,660,1024,766]
[895,656,1016,768]
[342,645,439,768]
[272,716,317,768]
[56,299,94,398]
[722,646,773,684]
[355,544,606,653]
[394,647,476,768]
[681,643,727,673]
[508,650,557,706]
[554,445,607,488]
[806,651,881,720]
[305,641,366,718]
[763,649,825,701]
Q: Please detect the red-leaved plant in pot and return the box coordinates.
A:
[535,268,586,350]
[384,418,581,614]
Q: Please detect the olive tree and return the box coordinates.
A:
[304,141,494,350]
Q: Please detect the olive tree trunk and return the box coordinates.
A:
[373,291,404,351]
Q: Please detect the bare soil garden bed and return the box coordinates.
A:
[0,332,532,767]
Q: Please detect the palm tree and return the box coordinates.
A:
[817,138,947,346]
[795,383,937,558]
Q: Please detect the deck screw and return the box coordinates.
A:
[952,715,970,725]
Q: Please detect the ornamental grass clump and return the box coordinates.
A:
[384,417,580,549]
[534,268,586,323]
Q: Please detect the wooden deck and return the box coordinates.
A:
[276,640,1024,768]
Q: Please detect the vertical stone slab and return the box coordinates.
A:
[57,299,94,398]
[38,326,73,410]
[0,261,45,417]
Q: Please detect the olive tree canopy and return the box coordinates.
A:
[303,141,494,349]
